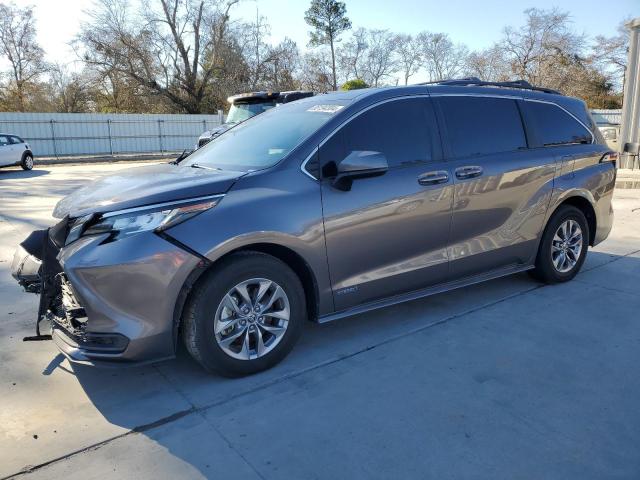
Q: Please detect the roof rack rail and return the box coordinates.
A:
[416,77,562,95]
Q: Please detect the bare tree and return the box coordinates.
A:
[466,46,510,82]
[264,38,300,91]
[395,33,422,85]
[501,8,584,85]
[77,0,239,113]
[590,20,630,91]
[298,49,333,92]
[338,27,367,81]
[49,64,93,113]
[337,28,399,87]
[236,11,272,90]
[304,0,351,90]
[418,31,468,81]
[360,29,399,87]
[0,2,49,110]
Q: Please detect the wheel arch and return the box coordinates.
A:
[551,194,597,246]
[172,242,320,350]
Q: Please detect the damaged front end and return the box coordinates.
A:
[12,218,128,353]
[12,220,68,340]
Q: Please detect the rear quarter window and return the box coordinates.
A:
[437,96,527,158]
[524,101,592,147]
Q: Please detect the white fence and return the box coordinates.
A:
[0,112,224,157]
[591,109,621,127]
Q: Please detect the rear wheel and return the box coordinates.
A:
[21,154,33,171]
[530,205,589,284]
[182,252,305,376]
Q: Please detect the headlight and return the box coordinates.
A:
[65,195,223,245]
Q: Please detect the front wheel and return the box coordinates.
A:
[21,154,34,170]
[530,205,589,284]
[182,252,305,376]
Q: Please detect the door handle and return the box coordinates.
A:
[418,170,449,186]
[455,166,483,179]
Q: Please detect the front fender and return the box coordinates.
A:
[165,167,334,316]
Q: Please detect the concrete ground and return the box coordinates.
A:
[1,163,640,480]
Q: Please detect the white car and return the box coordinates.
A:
[0,133,34,170]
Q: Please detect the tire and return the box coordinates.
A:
[530,205,589,284]
[182,251,305,376]
[21,154,33,171]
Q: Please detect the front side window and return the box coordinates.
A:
[182,100,345,171]
[9,136,23,144]
[320,97,438,174]
[524,101,592,147]
[437,96,527,158]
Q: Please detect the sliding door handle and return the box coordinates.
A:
[455,166,483,179]
[418,171,449,185]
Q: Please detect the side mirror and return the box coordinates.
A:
[332,150,389,191]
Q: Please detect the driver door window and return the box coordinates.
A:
[321,97,440,177]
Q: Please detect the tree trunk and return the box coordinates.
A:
[330,35,337,91]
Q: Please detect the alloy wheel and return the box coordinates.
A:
[551,219,583,273]
[214,278,290,360]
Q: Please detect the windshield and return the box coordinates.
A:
[226,102,276,124]
[183,101,345,171]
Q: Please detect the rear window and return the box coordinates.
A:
[438,96,527,158]
[524,101,592,147]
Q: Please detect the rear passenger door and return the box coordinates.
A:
[320,96,453,311]
[434,95,556,280]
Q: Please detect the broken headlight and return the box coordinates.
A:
[66,195,223,245]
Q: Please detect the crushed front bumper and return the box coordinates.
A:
[12,218,203,366]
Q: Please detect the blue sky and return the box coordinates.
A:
[234,0,637,51]
[7,0,639,67]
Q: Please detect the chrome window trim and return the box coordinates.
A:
[430,93,595,144]
[300,148,319,180]
[299,91,596,180]
[101,194,225,218]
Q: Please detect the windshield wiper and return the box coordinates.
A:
[190,163,222,171]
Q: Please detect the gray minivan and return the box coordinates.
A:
[12,79,616,376]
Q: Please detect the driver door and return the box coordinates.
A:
[319,97,453,311]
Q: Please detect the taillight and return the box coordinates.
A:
[600,152,618,167]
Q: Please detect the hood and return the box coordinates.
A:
[53,163,245,218]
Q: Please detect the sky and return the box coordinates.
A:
[4,0,639,78]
